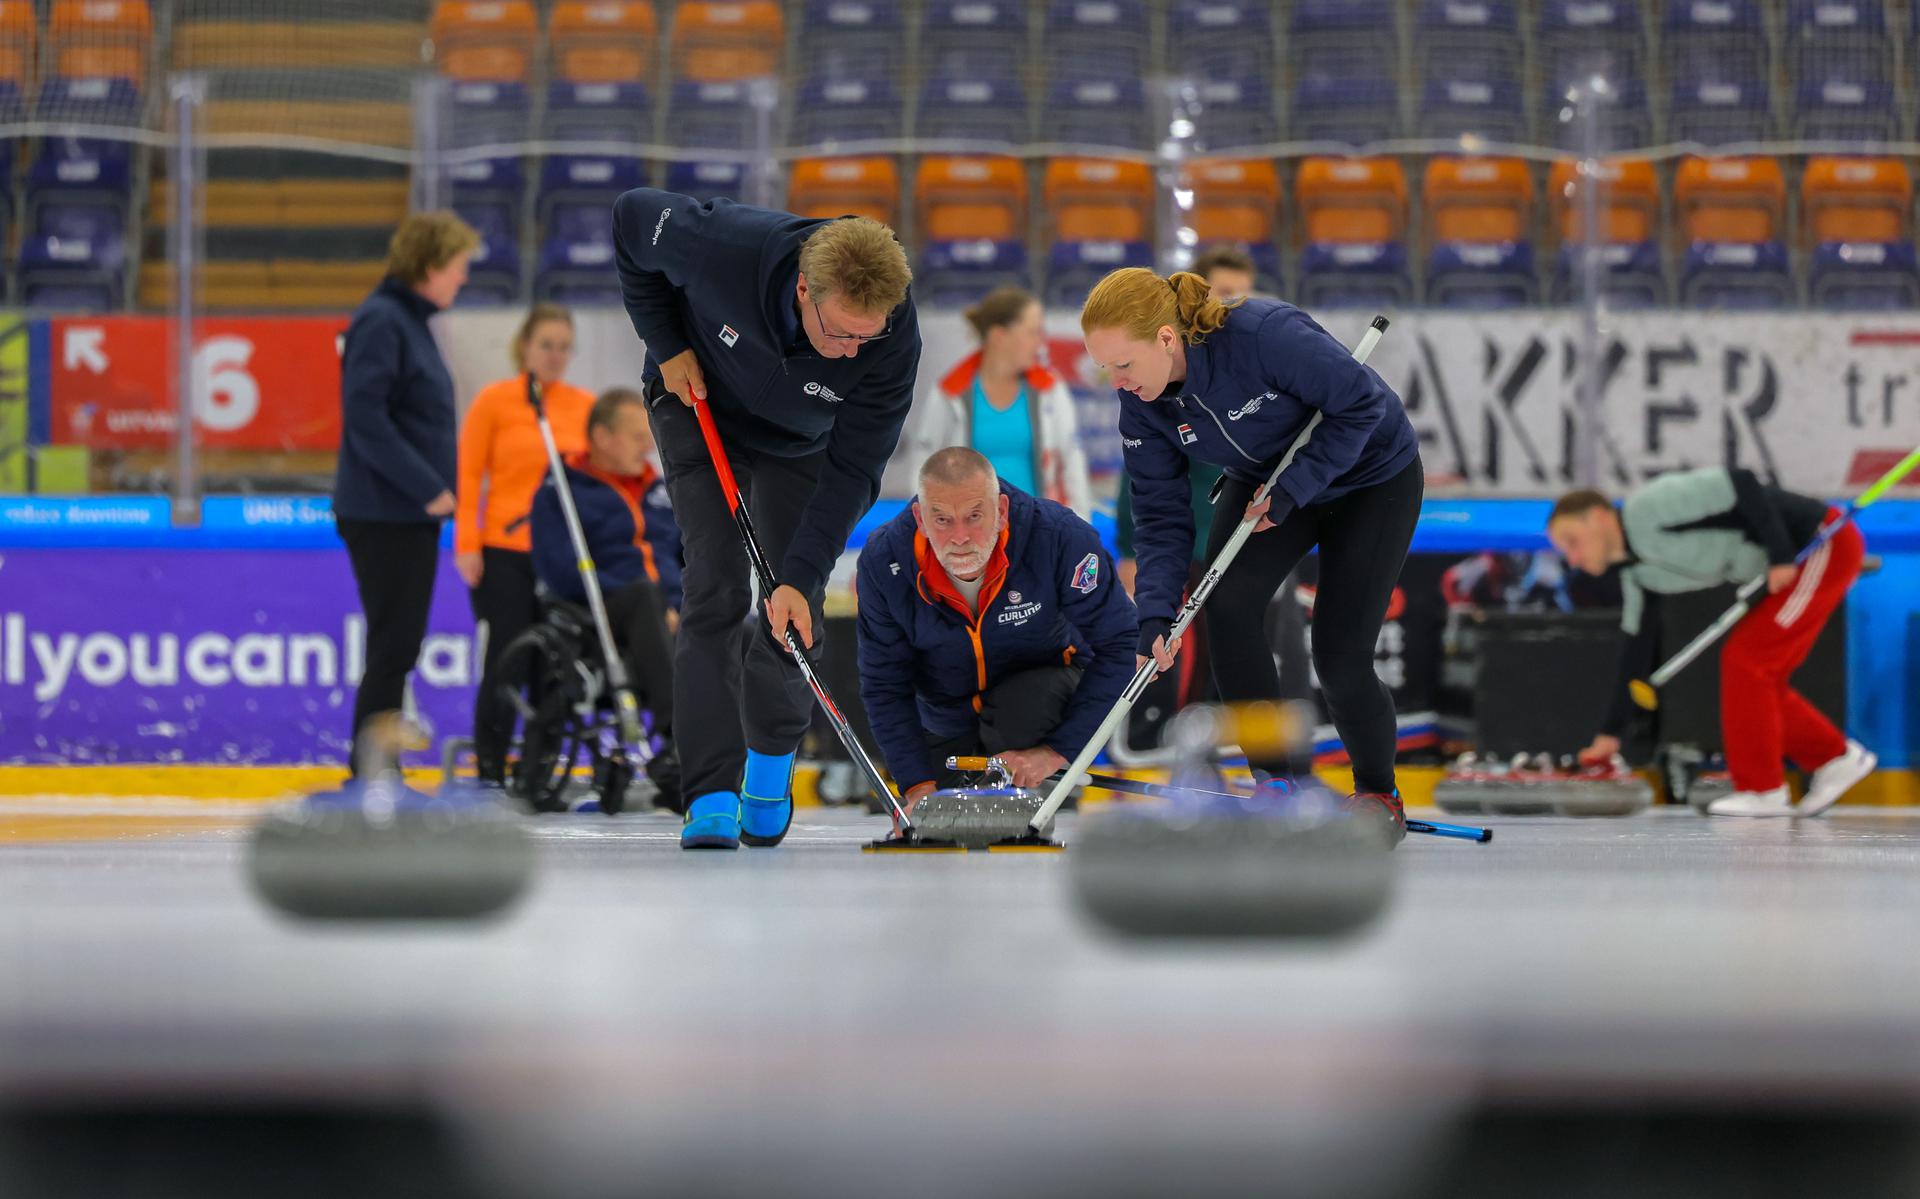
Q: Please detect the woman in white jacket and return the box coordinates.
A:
[911,286,1093,516]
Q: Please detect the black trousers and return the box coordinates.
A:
[337,517,442,776]
[605,578,676,735]
[1204,458,1423,794]
[468,547,539,778]
[645,384,825,800]
[923,665,1083,790]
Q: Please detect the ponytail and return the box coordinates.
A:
[1080,267,1240,346]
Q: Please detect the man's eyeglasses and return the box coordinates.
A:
[813,299,892,343]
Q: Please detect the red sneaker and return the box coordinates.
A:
[1344,791,1406,847]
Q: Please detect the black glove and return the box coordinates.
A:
[1136,616,1172,660]
[1255,490,1295,531]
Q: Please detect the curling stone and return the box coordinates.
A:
[865,758,1058,852]
[1434,752,1652,818]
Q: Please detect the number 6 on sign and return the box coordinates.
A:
[192,335,261,432]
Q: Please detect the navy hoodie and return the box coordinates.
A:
[612,188,923,597]
[856,483,1138,792]
[1121,299,1419,628]
[529,456,684,609]
[332,276,457,522]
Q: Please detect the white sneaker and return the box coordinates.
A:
[1706,785,1793,817]
[1798,740,1877,817]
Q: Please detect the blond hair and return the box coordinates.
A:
[798,217,913,316]
[511,302,574,372]
[386,211,481,285]
[1080,267,1237,346]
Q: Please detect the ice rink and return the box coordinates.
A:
[4,798,1920,1197]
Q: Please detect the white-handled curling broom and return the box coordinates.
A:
[1629,441,1920,711]
[528,373,648,749]
[1017,315,1393,842]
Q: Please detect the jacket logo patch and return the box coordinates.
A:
[997,599,1043,625]
[1121,436,1143,448]
[719,324,739,347]
[1071,552,1100,594]
[1007,590,1021,604]
[651,207,672,245]
[1176,422,1198,445]
[1229,392,1276,421]
[803,381,843,403]
[890,561,901,575]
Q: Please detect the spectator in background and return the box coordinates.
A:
[454,303,596,785]
[333,211,478,777]
[530,387,682,755]
[1190,245,1259,303]
[908,286,1092,516]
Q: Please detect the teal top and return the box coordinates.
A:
[969,379,1037,496]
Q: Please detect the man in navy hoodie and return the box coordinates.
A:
[857,448,1137,818]
[613,190,922,850]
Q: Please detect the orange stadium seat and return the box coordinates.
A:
[1802,156,1912,246]
[0,1,35,89]
[1182,158,1281,248]
[1294,157,1407,244]
[1423,156,1532,245]
[915,155,1027,242]
[1675,156,1786,244]
[671,2,782,83]
[1044,158,1154,244]
[787,156,900,226]
[549,1,657,84]
[47,0,150,86]
[1549,158,1659,245]
[432,0,538,83]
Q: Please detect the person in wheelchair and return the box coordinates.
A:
[528,387,682,779]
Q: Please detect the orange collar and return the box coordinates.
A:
[913,525,1010,622]
[937,350,1058,399]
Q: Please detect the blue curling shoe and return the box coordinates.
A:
[680,791,741,850]
[739,750,795,847]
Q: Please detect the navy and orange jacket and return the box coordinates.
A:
[855,482,1137,792]
[529,452,683,609]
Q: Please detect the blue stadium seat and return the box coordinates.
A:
[1669,78,1775,146]
[1548,75,1652,153]
[1414,0,1522,73]
[1045,0,1150,83]
[534,202,619,304]
[1297,241,1412,308]
[449,154,525,237]
[1167,0,1272,87]
[1538,0,1649,149]
[447,80,533,151]
[915,74,1029,145]
[1681,240,1794,308]
[1793,74,1900,142]
[1551,240,1667,307]
[34,77,141,124]
[17,225,126,311]
[1045,239,1152,307]
[1186,76,1276,151]
[1809,240,1920,310]
[665,159,748,202]
[1047,75,1149,151]
[920,238,1030,306]
[668,80,762,153]
[791,74,904,145]
[0,78,24,123]
[1426,241,1536,308]
[795,0,904,74]
[1288,0,1399,144]
[921,0,1027,83]
[543,80,652,144]
[1417,75,1526,144]
[456,202,523,307]
[1788,0,1889,83]
[1662,0,1774,145]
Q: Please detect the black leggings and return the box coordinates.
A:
[469,547,540,778]
[1204,459,1423,794]
[337,517,442,777]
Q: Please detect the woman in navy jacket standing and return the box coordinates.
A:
[1080,268,1422,842]
[332,211,479,776]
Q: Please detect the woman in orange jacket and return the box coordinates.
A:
[455,303,596,783]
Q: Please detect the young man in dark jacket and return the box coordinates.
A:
[1551,468,1875,818]
[856,448,1137,819]
[613,188,922,850]
[530,387,681,742]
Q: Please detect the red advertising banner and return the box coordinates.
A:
[48,317,348,451]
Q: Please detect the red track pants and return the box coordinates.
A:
[1720,516,1863,793]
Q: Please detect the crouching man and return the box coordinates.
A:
[856,447,1137,819]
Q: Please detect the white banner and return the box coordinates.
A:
[437,309,1920,499]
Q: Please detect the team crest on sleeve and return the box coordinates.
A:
[1071,553,1100,594]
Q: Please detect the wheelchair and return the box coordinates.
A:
[468,598,679,816]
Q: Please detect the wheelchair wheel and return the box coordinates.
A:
[494,623,589,814]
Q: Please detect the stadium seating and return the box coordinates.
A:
[1536,0,1651,151]
[1414,0,1525,144]
[1045,0,1149,84]
[790,0,901,146]
[1787,1,1897,140]
[1166,0,1275,150]
[1547,157,1666,305]
[1423,156,1536,306]
[1663,0,1775,146]
[548,1,656,86]
[1181,158,1283,288]
[47,0,150,90]
[431,1,537,83]
[786,156,900,226]
[1296,157,1412,305]
[1802,156,1918,310]
[1043,157,1154,304]
[1289,0,1401,146]
[916,155,1029,304]
[1676,155,1791,307]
